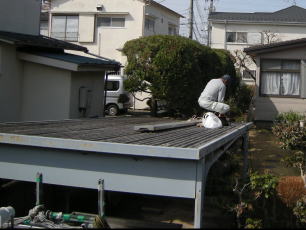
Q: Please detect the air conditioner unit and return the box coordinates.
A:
[97,4,104,11]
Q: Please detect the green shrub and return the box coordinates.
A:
[122,35,237,117]
[293,196,306,226]
[250,171,278,199]
[275,111,305,124]
[272,123,306,150]
[226,82,255,119]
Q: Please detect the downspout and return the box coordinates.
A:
[224,20,228,50]
[102,72,109,117]
[142,1,146,36]
[207,19,211,46]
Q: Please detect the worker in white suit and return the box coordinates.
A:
[198,74,231,115]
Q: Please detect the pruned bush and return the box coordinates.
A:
[122,35,236,117]
[277,176,306,208]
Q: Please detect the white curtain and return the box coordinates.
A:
[261,72,280,95]
[66,16,79,40]
[282,73,300,96]
[51,16,66,39]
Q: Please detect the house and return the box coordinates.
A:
[244,38,306,121]
[47,0,182,65]
[208,5,306,84]
[43,0,183,109]
[0,0,120,122]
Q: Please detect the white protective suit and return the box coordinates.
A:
[198,78,230,114]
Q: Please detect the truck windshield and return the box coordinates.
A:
[106,81,119,91]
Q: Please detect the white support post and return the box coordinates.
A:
[194,158,206,228]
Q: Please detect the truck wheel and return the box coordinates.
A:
[107,104,119,116]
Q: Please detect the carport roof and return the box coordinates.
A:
[18,51,121,72]
[31,52,121,67]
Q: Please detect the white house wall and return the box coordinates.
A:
[0,43,23,122]
[51,0,145,65]
[211,22,306,84]
[144,4,180,36]
[21,62,71,121]
[0,0,40,35]
[70,72,105,118]
[211,22,306,51]
[254,47,306,121]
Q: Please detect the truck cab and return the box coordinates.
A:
[105,75,133,116]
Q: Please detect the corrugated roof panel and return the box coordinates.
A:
[31,52,120,66]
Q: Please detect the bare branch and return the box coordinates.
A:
[232,50,256,80]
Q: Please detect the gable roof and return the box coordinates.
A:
[209,6,306,24]
[0,30,87,52]
[244,37,306,55]
[143,0,184,18]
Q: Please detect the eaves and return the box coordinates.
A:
[209,19,306,27]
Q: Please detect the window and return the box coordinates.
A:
[145,18,155,32]
[237,32,247,43]
[97,17,125,27]
[226,32,262,44]
[243,70,256,80]
[168,24,177,35]
[226,32,236,43]
[40,21,48,36]
[261,59,301,97]
[106,81,120,91]
[51,15,79,41]
[247,32,262,44]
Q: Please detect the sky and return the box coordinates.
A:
[158,0,306,43]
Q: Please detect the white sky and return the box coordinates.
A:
[158,0,306,43]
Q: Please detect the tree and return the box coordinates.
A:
[233,30,281,81]
[262,30,281,44]
[232,50,256,81]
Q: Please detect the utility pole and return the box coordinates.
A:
[189,0,194,39]
[208,0,214,13]
[206,0,214,46]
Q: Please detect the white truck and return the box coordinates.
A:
[105,75,133,116]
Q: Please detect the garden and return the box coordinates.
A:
[122,35,306,228]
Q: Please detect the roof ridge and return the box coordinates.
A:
[273,5,306,14]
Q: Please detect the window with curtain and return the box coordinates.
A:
[226,32,262,44]
[226,32,247,43]
[51,15,79,41]
[261,59,301,97]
